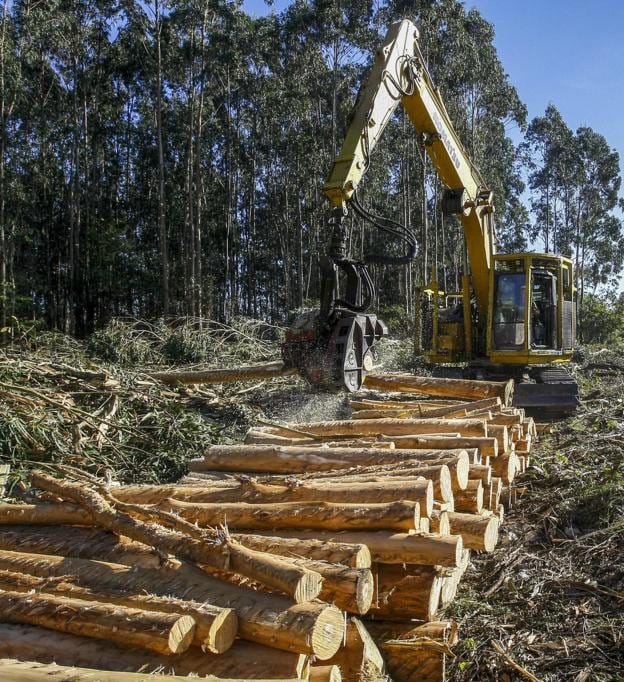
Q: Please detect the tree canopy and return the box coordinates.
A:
[0,0,620,339]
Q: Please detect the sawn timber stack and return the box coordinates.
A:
[0,372,536,681]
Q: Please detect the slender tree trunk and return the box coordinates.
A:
[155,0,169,315]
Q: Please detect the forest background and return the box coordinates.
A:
[0,0,622,345]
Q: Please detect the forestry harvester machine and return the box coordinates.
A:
[282,19,579,415]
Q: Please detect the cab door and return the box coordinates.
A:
[530,269,558,350]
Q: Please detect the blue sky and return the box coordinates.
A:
[241,0,624,171]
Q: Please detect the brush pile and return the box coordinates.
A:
[0,371,537,681]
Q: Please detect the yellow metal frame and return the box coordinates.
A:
[322,19,576,369]
[322,20,494,324]
[486,252,575,365]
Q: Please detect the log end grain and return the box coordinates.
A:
[310,664,342,682]
[355,568,375,615]
[310,605,346,660]
[168,614,197,654]
[205,607,238,654]
[482,515,500,553]
[353,544,372,569]
[294,570,324,604]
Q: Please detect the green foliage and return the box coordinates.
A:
[521,105,624,299]
[578,293,624,344]
[377,303,414,338]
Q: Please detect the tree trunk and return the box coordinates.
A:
[448,512,499,552]
[189,444,472,474]
[231,533,371,568]
[164,498,420,533]
[247,531,463,567]
[154,0,169,314]
[0,526,163,569]
[115,479,433,513]
[364,374,514,405]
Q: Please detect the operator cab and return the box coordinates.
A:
[488,253,575,364]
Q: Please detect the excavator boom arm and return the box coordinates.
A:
[323,19,495,319]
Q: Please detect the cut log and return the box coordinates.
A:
[253,418,488,439]
[0,625,308,679]
[429,510,450,535]
[302,440,395,449]
[0,569,237,654]
[484,476,503,511]
[369,564,443,621]
[351,407,468,420]
[352,397,502,420]
[309,665,342,682]
[325,618,385,682]
[452,479,483,513]
[487,424,510,450]
[402,396,502,419]
[115,479,433,512]
[496,503,505,525]
[164,499,420,532]
[523,417,537,438]
[190,443,470,475]
[468,464,492,486]
[489,413,523,427]
[29,472,322,604]
[150,360,299,385]
[0,660,240,682]
[368,621,456,682]
[0,503,91,526]
[245,432,393,448]
[386,434,498,459]
[311,562,373,614]
[0,526,163,569]
[231,533,371,568]
[0,550,345,659]
[516,436,532,453]
[364,373,514,405]
[247,531,463,567]
[490,451,519,484]
[0,590,196,655]
[447,512,499,552]
[300,467,452,506]
[350,398,457,410]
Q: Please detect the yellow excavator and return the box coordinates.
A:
[283,19,579,414]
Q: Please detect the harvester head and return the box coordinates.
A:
[282,309,387,392]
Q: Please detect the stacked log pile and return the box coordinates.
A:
[0,372,535,681]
